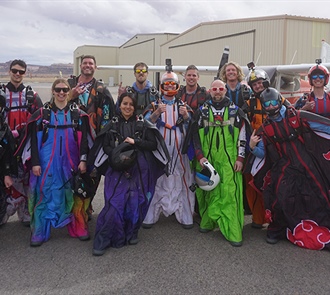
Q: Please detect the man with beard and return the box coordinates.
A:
[68,55,115,219]
[118,62,158,115]
[191,79,249,246]
[142,71,195,229]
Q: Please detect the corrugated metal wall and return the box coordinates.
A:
[74,15,330,87]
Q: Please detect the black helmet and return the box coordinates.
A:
[260,87,282,116]
[109,142,137,171]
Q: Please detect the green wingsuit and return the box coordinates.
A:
[193,99,246,243]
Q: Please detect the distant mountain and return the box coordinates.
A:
[0,61,73,76]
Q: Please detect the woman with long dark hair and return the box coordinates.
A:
[91,92,168,256]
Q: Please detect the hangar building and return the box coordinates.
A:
[73,14,330,88]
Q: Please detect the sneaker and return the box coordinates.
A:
[92,249,105,256]
[229,241,243,247]
[30,240,43,247]
[142,223,154,229]
[128,238,139,245]
[182,224,194,229]
[199,228,211,233]
[22,221,30,227]
[266,237,279,244]
[251,222,263,229]
[78,234,90,241]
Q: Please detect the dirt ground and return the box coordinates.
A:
[0,75,64,83]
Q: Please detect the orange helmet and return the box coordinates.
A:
[308,63,329,86]
[160,72,180,96]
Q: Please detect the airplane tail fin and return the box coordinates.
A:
[215,46,229,79]
[321,40,330,63]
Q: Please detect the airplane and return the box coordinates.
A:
[98,43,330,104]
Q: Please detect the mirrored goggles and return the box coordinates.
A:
[263,100,279,107]
[311,74,325,80]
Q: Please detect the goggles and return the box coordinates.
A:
[54,87,70,93]
[163,81,177,86]
[135,69,147,74]
[263,100,279,107]
[311,74,325,80]
[11,69,26,75]
[211,87,225,92]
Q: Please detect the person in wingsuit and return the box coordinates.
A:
[294,61,330,118]
[248,86,330,250]
[142,71,195,229]
[191,79,250,247]
[2,59,43,225]
[15,78,95,246]
[0,90,16,225]
[68,55,115,220]
[88,92,170,256]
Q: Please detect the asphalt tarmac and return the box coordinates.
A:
[0,84,329,295]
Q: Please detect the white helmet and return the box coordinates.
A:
[195,162,220,191]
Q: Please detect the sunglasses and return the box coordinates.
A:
[11,69,26,75]
[311,74,325,80]
[135,69,147,74]
[211,87,225,92]
[263,100,279,107]
[163,81,177,86]
[54,87,70,93]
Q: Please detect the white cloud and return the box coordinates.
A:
[1,0,330,65]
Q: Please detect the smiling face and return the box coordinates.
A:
[311,74,325,89]
[52,82,70,107]
[80,57,96,78]
[9,64,26,86]
[225,64,238,82]
[184,69,199,88]
[210,80,227,102]
[119,96,135,120]
[251,79,265,95]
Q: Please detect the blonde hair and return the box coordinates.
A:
[219,61,245,83]
[51,78,72,103]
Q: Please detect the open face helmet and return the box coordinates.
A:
[308,63,329,86]
[195,162,220,191]
[246,68,270,96]
[160,72,180,96]
[260,87,283,116]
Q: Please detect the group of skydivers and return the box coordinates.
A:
[1,56,330,256]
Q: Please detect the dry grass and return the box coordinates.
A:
[0,75,67,83]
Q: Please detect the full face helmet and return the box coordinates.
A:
[260,87,283,116]
[307,63,329,86]
[195,162,220,191]
[160,71,180,96]
[246,67,270,96]
[109,142,137,171]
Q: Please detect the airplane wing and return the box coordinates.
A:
[98,43,330,102]
[98,63,330,77]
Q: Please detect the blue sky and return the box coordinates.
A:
[1,0,329,65]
